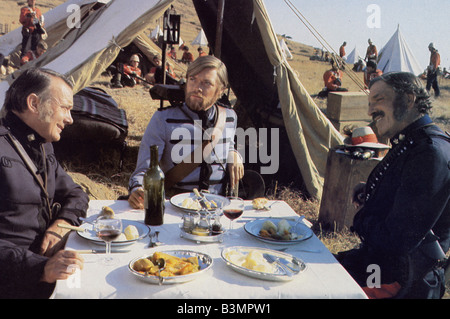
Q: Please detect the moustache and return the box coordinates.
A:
[372,111,384,122]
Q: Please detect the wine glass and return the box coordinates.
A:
[94,217,123,265]
[222,197,244,237]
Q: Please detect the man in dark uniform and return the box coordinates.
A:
[336,72,449,299]
[0,68,88,298]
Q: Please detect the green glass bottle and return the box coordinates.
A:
[144,145,165,226]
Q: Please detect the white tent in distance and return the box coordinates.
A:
[377,25,423,75]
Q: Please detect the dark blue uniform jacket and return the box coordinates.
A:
[0,113,89,298]
[352,115,450,296]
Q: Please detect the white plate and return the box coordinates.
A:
[244,218,313,245]
[170,192,230,214]
[128,250,213,285]
[179,227,225,244]
[77,219,150,247]
[221,246,306,281]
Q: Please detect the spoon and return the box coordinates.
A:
[155,258,166,285]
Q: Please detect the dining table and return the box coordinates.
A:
[52,198,368,300]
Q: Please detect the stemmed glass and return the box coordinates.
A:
[222,197,244,237]
[94,217,123,265]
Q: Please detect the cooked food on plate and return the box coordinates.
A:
[224,249,275,273]
[132,252,201,277]
[259,219,299,241]
[99,206,115,218]
[124,225,139,240]
[252,197,268,210]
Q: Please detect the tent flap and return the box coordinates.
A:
[194,0,343,199]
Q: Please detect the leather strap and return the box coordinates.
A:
[6,132,53,219]
[164,105,227,190]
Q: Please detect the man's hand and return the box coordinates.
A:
[352,182,367,209]
[128,187,144,209]
[227,150,244,189]
[40,219,72,257]
[41,250,84,284]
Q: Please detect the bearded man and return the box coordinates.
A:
[128,56,244,209]
[336,72,450,299]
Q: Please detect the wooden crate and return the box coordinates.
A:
[318,148,380,231]
[327,91,371,122]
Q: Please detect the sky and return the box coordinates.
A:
[263,0,450,70]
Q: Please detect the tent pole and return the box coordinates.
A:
[160,41,167,109]
[214,0,225,59]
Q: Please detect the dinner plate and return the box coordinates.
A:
[244,218,313,245]
[170,192,230,214]
[221,246,306,281]
[128,250,213,285]
[77,219,150,247]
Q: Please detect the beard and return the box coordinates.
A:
[185,90,221,112]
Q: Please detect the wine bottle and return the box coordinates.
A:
[144,145,165,226]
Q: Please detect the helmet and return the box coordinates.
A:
[130,54,140,63]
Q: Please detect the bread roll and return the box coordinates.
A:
[124,225,139,240]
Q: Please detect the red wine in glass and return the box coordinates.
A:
[223,197,244,237]
[97,229,121,242]
[224,209,243,220]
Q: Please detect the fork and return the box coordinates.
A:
[276,247,321,253]
[263,253,294,277]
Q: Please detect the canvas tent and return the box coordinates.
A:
[191,29,208,46]
[346,46,363,64]
[0,0,173,103]
[377,26,423,75]
[150,25,163,41]
[0,0,343,199]
[279,39,293,60]
[193,0,343,199]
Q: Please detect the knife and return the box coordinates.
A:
[193,188,210,210]
[75,249,130,254]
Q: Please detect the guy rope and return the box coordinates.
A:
[283,0,368,94]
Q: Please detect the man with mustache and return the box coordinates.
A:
[336,72,449,299]
[128,55,243,209]
[0,68,88,298]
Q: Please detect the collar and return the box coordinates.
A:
[183,103,216,121]
[390,114,433,146]
[3,112,45,149]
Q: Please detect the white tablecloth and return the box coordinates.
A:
[53,200,367,299]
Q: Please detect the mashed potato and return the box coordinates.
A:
[225,250,275,273]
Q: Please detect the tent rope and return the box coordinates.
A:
[283,0,368,94]
[108,35,124,51]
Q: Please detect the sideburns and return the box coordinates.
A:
[37,98,54,123]
[393,94,409,121]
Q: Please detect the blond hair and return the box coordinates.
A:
[186,55,228,90]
